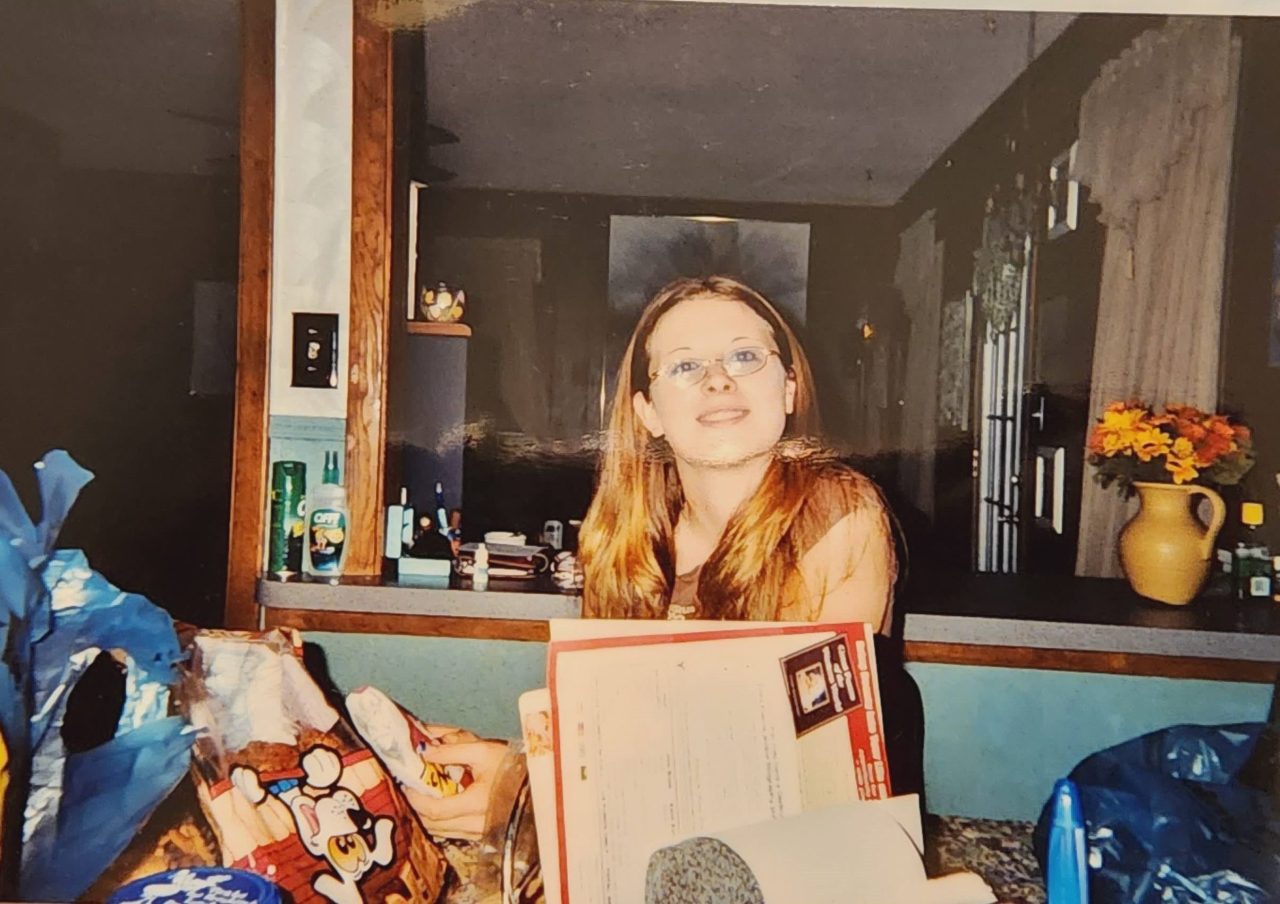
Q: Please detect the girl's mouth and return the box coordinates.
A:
[697,408,749,426]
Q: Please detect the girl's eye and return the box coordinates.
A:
[728,348,764,367]
[668,359,702,377]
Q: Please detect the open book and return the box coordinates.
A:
[520,619,892,904]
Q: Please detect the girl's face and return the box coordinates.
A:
[633,296,796,469]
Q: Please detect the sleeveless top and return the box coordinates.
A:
[668,570,702,620]
[665,468,896,633]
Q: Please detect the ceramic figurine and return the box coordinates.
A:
[420,282,466,323]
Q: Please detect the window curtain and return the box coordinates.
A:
[1074,17,1242,577]
[893,210,945,520]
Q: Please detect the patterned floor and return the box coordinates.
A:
[927,815,1046,904]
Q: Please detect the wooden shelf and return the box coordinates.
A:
[407,320,472,337]
[265,607,549,642]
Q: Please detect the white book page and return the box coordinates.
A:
[552,618,883,807]
[551,629,863,904]
[702,797,994,904]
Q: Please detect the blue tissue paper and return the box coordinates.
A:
[0,451,195,901]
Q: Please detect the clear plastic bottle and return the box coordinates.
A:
[305,451,349,581]
[472,542,490,592]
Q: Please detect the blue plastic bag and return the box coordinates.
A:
[0,450,92,893]
[1033,722,1280,903]
[0,451,195,901]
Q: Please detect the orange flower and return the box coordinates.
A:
[1089,405,1150,457]
[1163,403,1204,420]
[1195,430,1235,466]
[1205,414,1234,435]
[1165,437,1199,484]
[1132,426,1172,463]
[1175,418,1208,444]
[1089,400,1252,492]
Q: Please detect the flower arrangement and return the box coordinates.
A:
[1086,401,1255,494]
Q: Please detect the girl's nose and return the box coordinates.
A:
[701,361,736,393]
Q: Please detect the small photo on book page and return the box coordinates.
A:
[546,622,887,904]
[781,635,861,736]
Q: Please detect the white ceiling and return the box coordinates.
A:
[0,0,1071,204]
[425,2,1074,205]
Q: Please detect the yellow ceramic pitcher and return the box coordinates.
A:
[1118,481,1226,605]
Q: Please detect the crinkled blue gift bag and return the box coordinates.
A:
[0,450,83,893]
[1033,722,1280,904]
[0,451,195,901]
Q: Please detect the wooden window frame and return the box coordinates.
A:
[225,0,393,627]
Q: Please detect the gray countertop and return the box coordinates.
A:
[260,575,581,621]
[903,612,1279,661]
[258,571,1280,662]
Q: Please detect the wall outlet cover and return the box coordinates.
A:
[292,312,339,388]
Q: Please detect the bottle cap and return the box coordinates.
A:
[1242,502,1264,526]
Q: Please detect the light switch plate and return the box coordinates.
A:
[292,312,339,388]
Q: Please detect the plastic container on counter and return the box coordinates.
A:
[106,867,283,904]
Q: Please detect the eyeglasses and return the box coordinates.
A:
[649,346,782,388]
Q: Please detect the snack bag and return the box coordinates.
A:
[345,686,472,799]
[181,629,448,904]
[348,686,541,904]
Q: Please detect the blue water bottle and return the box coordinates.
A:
[1046,778,1090,904]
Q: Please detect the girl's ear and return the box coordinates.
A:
[784,371,797,416]
[633,391,665,438]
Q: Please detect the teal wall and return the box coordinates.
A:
[309,632,547,739]
[308,632,1273,821]
[907,663,1272,821]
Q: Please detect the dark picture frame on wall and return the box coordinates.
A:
[1046,142,1079,240]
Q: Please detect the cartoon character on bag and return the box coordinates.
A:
[232,747,396,904]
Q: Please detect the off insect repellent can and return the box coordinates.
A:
[306,504,347,576]
[305,451,348,579]
[267,461,306,576]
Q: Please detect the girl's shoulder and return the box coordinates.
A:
[799,460,888,522]
[773,456,892,569]
[785,460,898,625]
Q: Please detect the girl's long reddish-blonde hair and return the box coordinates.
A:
[580,276,892,621]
